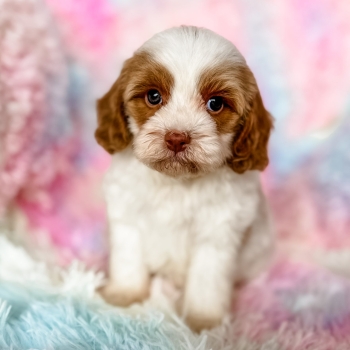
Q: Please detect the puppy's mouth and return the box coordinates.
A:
[154,155,199,174]
[133,130,225,178]
[148,149,201,177]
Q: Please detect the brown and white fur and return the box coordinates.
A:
[95,26,274,332]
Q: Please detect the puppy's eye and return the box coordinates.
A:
[206,97,223,113]
[146,89,162,106]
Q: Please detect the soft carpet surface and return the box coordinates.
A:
[2,234,350,350]
[0,235,233,350]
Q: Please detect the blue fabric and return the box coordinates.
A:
[0,282,201,350]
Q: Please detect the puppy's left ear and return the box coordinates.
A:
[229,90,273,173]
[95,60,133,154]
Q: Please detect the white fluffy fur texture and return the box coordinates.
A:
[103,27,273,330]
[3,233,350,349]
[0,235,104,298]
[6,232,336,350]
[0,233,269,350]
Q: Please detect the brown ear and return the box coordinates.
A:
[230,91,273,173]
[95,62,132,154]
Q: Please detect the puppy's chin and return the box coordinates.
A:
[147,156,201,178]
[134,149,222,179]
[133,151,197,178]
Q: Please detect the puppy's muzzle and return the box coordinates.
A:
[164,131,191,154]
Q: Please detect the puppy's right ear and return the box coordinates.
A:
[95,62,132,154]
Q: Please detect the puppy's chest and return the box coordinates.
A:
[105,154,260,281]
[109,164,257,232]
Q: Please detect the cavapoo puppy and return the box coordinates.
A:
[95,26,273,332]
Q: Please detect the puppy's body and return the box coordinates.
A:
[104,148,272,329]
[96,26,274,331]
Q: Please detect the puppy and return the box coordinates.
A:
[95,26,273,332]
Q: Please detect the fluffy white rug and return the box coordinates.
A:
[0,233,273,350]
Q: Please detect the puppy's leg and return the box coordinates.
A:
[101,223,150,307]
[182,244,237,332]
[236,198,274,284]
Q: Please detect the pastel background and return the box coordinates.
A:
[1,0,350,346]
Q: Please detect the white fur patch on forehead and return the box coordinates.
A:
[137,26,245,80]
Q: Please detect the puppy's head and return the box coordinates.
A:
[95,26,273,178]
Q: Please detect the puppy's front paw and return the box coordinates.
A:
[185,311,223,333]
[180,294,226,332]
[99,282,149,307]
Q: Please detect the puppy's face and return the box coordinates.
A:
[96,27,273,178]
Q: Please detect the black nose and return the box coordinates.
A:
[164,131,191,153]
